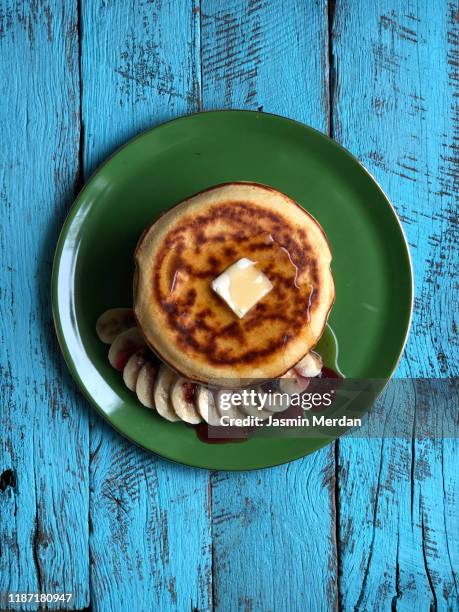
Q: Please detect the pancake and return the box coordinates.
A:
[134,182,334,385]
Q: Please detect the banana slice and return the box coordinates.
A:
[196,386,221,426]
[171,378,202,424]
[96,308,137,344]
[108,327,146,371]
[279,369,311,395]
[123,349,148,391]
[294,351,323,378]
[136,362,158,409]
[154,365,180,422]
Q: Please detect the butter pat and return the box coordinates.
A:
[211,258,273,318]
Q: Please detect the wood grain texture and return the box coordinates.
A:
[81,0,201,176]
[200,1,338,610]
[80,2,212,610]
[89,432,211,611]
[0,1,90,609]
[332,1,459,608]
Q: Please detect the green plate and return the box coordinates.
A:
[52,111,413,471]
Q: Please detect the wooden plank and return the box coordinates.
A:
[332,1,459,608]
[81,0,202,176]
[89,431,212,611]
[0,0,89,609]
[200,1,338,609]
[80,2,212,610]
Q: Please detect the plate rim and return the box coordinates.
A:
[51,109,414,471]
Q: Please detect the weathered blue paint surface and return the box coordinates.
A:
[0,1,89,609]
[333,2,458,610]
[0,0,457,610]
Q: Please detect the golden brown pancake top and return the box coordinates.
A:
[134,182,334,385]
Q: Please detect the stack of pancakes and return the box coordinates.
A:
[134,182,334,386]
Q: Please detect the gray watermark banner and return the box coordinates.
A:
[202,378,458,440]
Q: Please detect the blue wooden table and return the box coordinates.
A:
[1,1,458,610]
